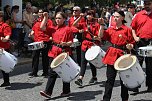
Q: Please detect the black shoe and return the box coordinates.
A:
[147,87,152,92]
[0,82,11,87]
[75,79,82,86]
[28,72,38,77]
[128,88,139,93]
[40,91,51,98]
[41,73,48,77]
[89,77,97,84]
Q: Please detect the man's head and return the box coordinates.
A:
[72,6,81,17]
[143,0,152,12]
[114,11,126,24]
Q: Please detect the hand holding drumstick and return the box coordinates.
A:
[118,34,134,51]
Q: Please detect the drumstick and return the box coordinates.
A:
[118,34,134,54]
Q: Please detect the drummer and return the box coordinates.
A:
[39,12,75,98]
[0,11,12,87]
[74,10,102,86]
[131,0,152,92]
[99,11,135,101]
[28,9,53,77]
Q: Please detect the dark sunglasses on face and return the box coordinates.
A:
[73,10,79,12]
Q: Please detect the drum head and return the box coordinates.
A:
[85,46,101,61]
[114,54,136,71]
[139,46,152,50]
[50,52,67,69]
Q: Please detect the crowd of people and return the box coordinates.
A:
[1,0,152,101]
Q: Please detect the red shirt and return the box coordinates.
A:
[131,10,152,39]
[68,16,86,33]
[48,25,74,58]
[102,24,135,65]
[32,18,53,42]
[0,22,12,49]
[80,21,101,51]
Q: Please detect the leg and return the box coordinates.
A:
[62,82,70,94]
[30,49,40,76]
[75,50,87,86]
[88,63,97,84]
[103,65,117,101]
[145,57,152,91]
[41,46,50,75]
[0,71,10,87]
[120,79,129,101]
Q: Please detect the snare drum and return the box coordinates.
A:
[28,41,45,50]
[70,38,81,47]
[138,46,152,57]
[85,46,105,68]
[50,52,80,82]
[114,54,145,88]
[0,49,17,73]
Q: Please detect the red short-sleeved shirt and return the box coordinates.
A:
[80,21,101,51]
[102,25,135,65]
[48,25,74,58]
[131,10,152,39]
[32,18,53,42]
[0,22,12,49]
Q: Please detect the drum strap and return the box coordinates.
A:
[112,44,126,50]
[53,43,69,49]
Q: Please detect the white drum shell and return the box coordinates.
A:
[85,46,105,68]
[138,46,152,57]
[70,38,81,47]
[0,50,17,73]
[114,54,145,88]
[28,42,44,50]
[51,53,80,82]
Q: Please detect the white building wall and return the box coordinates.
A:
[2,0,22,21]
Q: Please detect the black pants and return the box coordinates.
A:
[31,42,50,75]
[103,65,129,101]
[1,71,9,83]
[79,50,96,77]
[135,39,152,88]
[45,57,70,94]
[1,49,10,83]
[75,32,83,66]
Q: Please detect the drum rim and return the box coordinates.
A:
[85,45,101,61]
[114,54,136,71]
[50,52,67,69]
[28,41,43,45]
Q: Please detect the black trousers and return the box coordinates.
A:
[45,57,70,94]
[79,50,97,77]
[135,39,152,88]
[1,71,9,83]
[75,32,83,66]
[31,42,50,74]
[1,49,10,83]
[103,65,129,101]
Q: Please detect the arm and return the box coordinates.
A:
[40,12,48,31]
[72,13,84,26]
[0,35,10,42]
[131,28,140,42]
[98,18,105,38]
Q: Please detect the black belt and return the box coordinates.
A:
[112,44,126,50]
[53,43,68,49]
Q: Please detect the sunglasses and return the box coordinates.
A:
[73,10,79,12]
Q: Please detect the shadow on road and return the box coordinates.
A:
[99,80,121,87]
[45,90,103,101]
[5,82,43,90]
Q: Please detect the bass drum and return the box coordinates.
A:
[50,52,80,82]
[0,49,17,73]
[85,45,105,68]
[114,54,145,89]
[138,46,152,57]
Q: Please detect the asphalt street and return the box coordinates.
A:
[0,61,152,101]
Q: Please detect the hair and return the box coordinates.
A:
[87,10,95,17]
[4,5,10,12]
[73,6,81,11]
[55,11,67,19]
[11,5,19,13]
